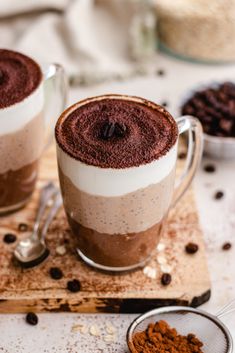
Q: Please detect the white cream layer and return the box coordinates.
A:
[0,83,44,136]
[57,142,178,197]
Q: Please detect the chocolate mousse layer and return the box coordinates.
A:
[0,49,42,108]
[68,216,164,268]
[0,161,38,209]
[55,97,178,168]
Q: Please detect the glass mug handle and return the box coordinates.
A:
[172,115,203,207]
[43,63,68,149]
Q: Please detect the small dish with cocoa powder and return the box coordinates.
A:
[127,305,234,353]
[181,81,235,160]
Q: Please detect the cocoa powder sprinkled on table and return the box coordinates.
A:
[131,320,204,353]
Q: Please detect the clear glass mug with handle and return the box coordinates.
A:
[0,49,67,215]
[55,94,203,271]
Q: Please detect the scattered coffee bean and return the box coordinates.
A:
[3,233,17,244]
[161,101,168,107]
[214,191,224,200]
[204,164,216,173]
[18,223,28,232]
[178,151,187,160]
[222,242,232,251]
[67,279,81,293]
[49,267,63,280]
[161,273,172,286]
[185,242,199,254]
[26,312,38,326]
[156,69,165,76]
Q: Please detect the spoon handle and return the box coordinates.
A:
[32,182,58,240]
[40,192,63,243]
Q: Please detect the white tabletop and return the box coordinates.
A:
[1,52,235,352]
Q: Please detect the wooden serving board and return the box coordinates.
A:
[0,144,211,313]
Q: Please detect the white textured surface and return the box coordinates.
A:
[57,143,177,196]
[0,83,44,135]
[0,52,235,352]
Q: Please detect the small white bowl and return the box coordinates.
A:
[180,81,235,160]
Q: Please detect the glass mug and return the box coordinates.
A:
[0,52,67,215]
[55,94,203,272]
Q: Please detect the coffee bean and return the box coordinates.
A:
[114,122,127,137]
[178,151,187,160]
[161,273,172,286]
[18,223,28,232]
[49,267,63,280]
[26,312,38,326]
[3,233,17,244]
[100,122,115,140]
[67,279,81,292]
[222,242,232,251]
[185,242,199,254]
[204,164,216,173]
[156,69,165,76]
[161,101,168,108]
[0,70,4,84]
[214,191,224,200]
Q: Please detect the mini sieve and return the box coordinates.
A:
[127,300,235,353]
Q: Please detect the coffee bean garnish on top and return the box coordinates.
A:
[214,191,224,200]
[185,242,199,254]
[161,273,172,286]
[67,279,81,292]
[100,121,127,140]
[204,164,216,173]
[3,233,17,244]
[18,223,28,232]
[0,69,4,84]
[222,242,232,251]
[49,267,63,280]
[26,312,38,326]
[181,82,235,137]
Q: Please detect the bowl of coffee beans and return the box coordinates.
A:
[181,81,235,159]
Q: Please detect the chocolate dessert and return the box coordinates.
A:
[55,96,178,269]
[0,49,43,213]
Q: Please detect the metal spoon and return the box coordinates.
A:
[14,182,62,268]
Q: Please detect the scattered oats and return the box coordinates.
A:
[157,255,167,265]
[89,325,100,337]
[106,322,116,334]
[157,243,166,252]
[104,334,116,343]
[143,266,157,279]
[161,264,172,273]
[71,324,86,333]
[56,245,66,256]
[47,199,53,207]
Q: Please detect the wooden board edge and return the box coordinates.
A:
[0,289,211,314]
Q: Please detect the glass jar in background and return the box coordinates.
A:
[156,0,235,63]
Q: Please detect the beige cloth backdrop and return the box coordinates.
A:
[0,0,150,83]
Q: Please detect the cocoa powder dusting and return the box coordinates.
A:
[131,320,204,353]
[0,49,42,108]
[55,97,178,169]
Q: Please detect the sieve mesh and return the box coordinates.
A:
[127,307,233,353]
